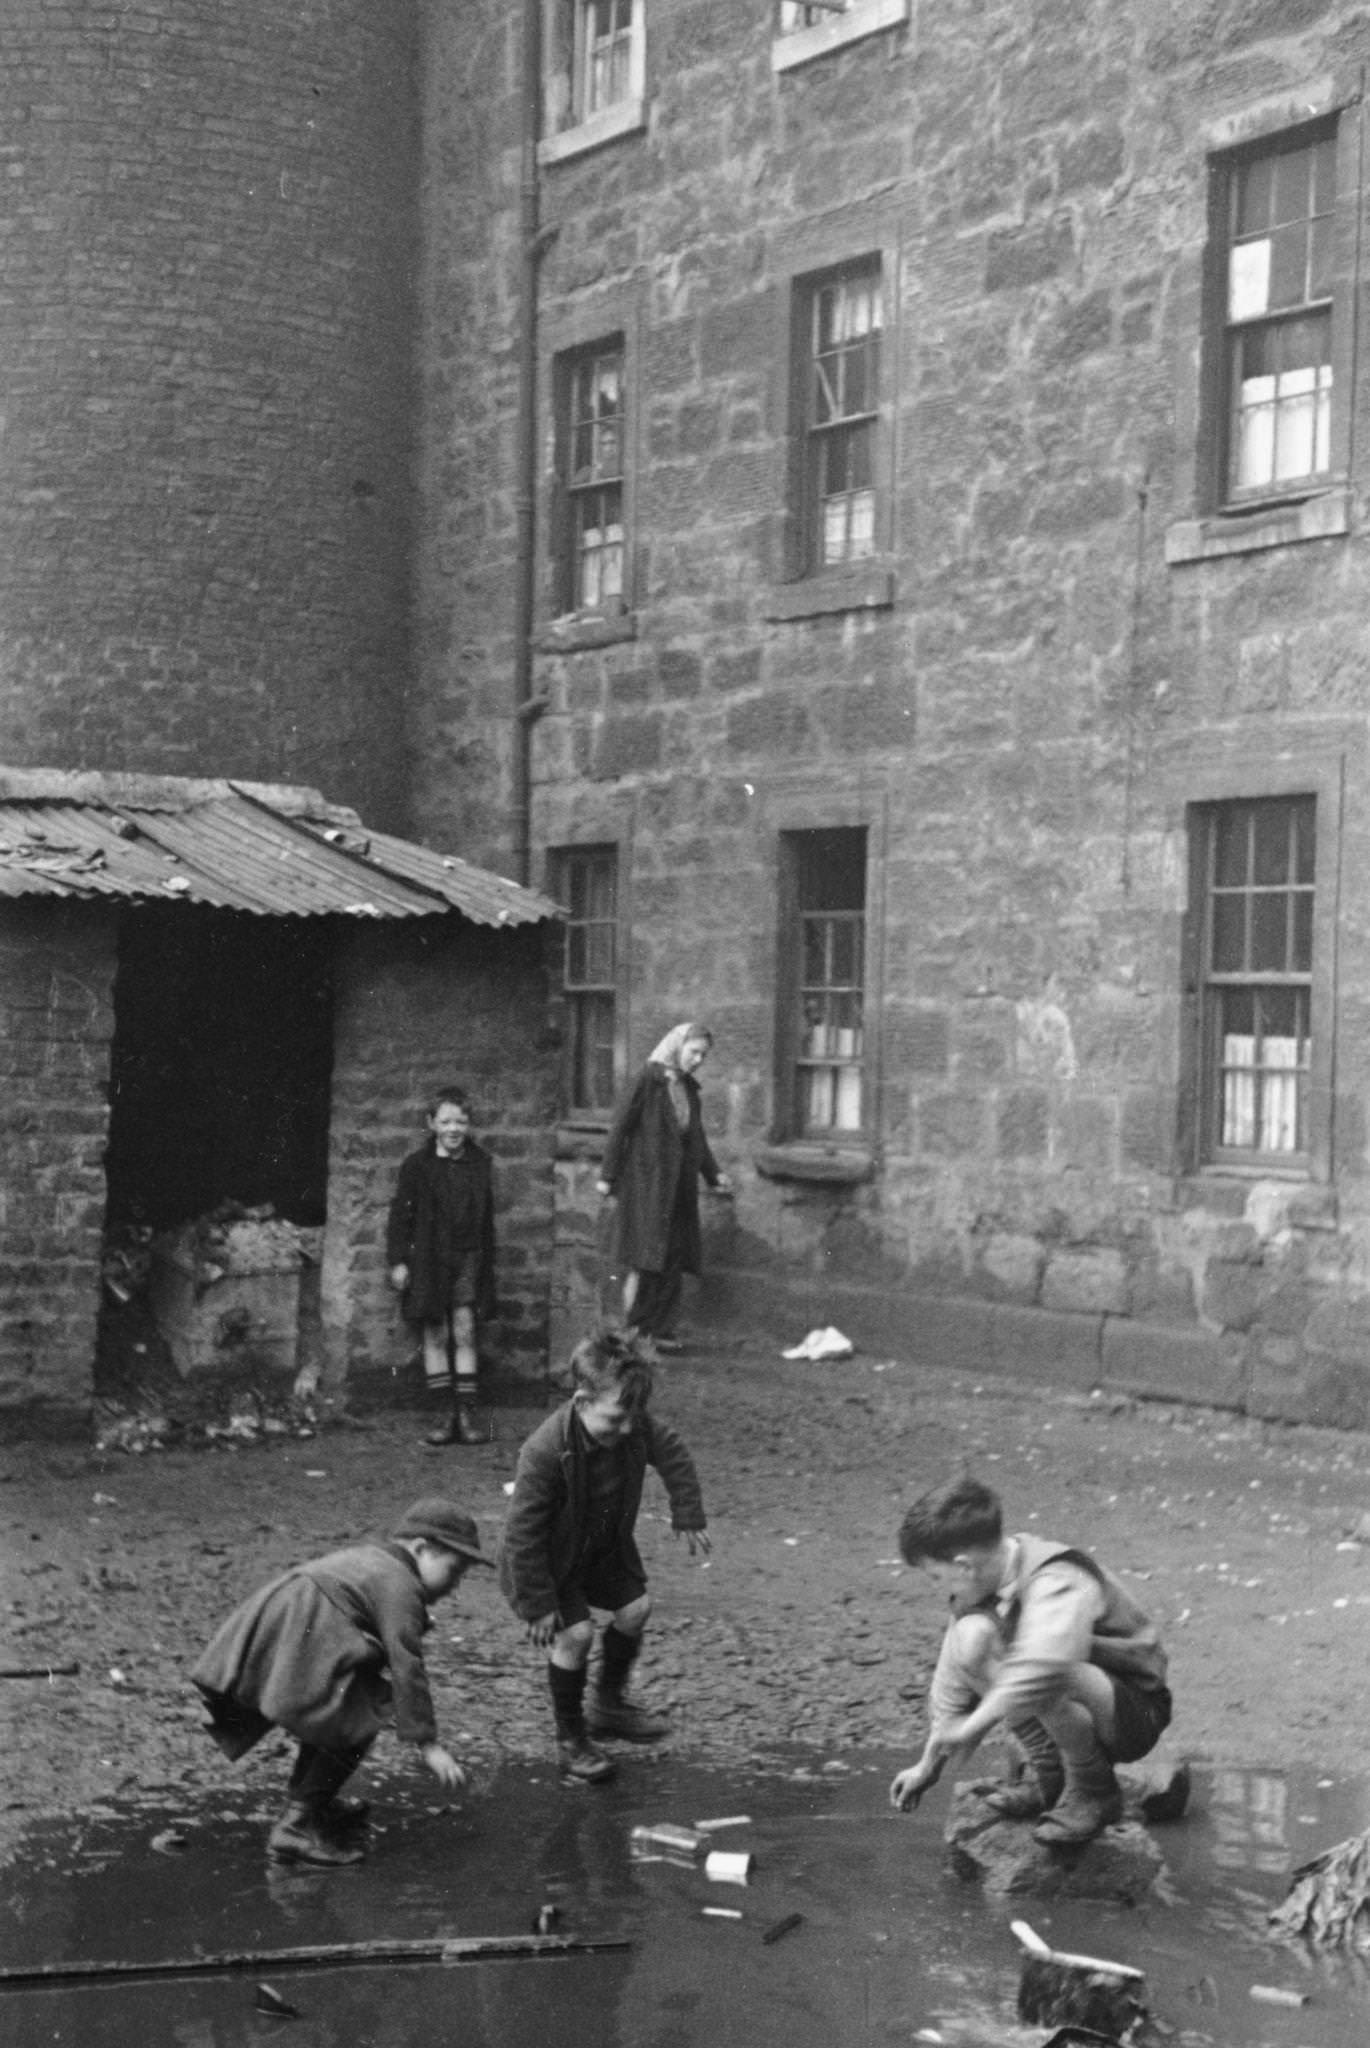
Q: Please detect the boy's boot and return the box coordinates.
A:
[549,1662,617,1784]
[982,1717,1065,1821]
[425,1379,482,1446]
[267,1800,366,1866]
[1032,1737,1124,1846]
[586,1625,671,1742]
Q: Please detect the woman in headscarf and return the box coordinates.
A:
[595,1022,732,1351]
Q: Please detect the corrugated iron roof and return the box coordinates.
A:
[0,773,562,927]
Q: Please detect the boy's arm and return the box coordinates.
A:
[642,1414,706,1531]
[385,1154,419,1270]
[968,1561,1103,1727]
[500,1439,567,1622]
[370,1566,440,1746]
[890,1618,984,1810]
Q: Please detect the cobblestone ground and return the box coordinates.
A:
[5,1322,1370,1861]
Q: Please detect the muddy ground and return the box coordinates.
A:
[4,1321,1370,1863]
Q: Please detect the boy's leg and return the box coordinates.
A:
[1032,1665,1124,1845]
[982,1717,1066,1820]
[269,1743,369,1865]
[425,1307,482,1446]
[586,1593,670,1741]
[548,1618,616,1784]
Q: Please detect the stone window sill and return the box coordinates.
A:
[539,98,646,166]
[535,611,638,655]
[755,1141,873,1184]
[555,1122,609,1161]
[771,0,909,73]
[763,564,894,621]
[1165,485,1350,564]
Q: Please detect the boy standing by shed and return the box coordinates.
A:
[499,1328,710,1783]
[889,1475,1172,1845]
[388,1084,496,1446]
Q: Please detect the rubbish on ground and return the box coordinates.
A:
[1015,1918,1146,2039]
[781,1326,854,1361]
[0,1662,79,1680]
[705,1849,754,1884]
[695,1815,751,1832]
[630,1823,703,1855]
[701,1907,743,1920]
[1270,1826,1370,1946]
[761,1912,803,1945]
[255,1982,301,2018]
[0,1933,633,1988]
[1249,1983,1310,2007]
[150,1829,188,1855]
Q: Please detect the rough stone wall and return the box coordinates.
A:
[0,2,419,829]
[0,905,116,1435]
[323,919,558,1403]
[416,0,1370,1424]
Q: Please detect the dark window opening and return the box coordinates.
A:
[103,908,335,1229]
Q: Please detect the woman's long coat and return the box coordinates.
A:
[385,1138,497,1323]
[600,1062,721,1274]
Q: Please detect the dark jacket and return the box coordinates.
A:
[498,1400,707,1622]
[191,1539,440,1756]
[600,1062,720,1273]
[386,1138,497,1323]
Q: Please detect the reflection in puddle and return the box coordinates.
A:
[4,1756,1370,2046]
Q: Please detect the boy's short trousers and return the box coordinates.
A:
[1107,1677,1172,1764]
[558,1557,647,1625]
[435,1250,481,1313]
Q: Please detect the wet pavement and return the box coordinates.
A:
[5,1752,1370,2047]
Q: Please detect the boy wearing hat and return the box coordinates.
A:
[192,1497,493,1866]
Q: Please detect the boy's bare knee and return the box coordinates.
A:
[452,1306,474,1339]
[946,1610,999,1683]
[614,1594,652,1635]
[553,1620,596,1662]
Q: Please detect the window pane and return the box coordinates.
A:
[1251,800,1291,885]
[1249,892,1289,971]
[798,829,866,910]
[1310,214,1334,298]
[1293,800,1316,883]
[802,917,829,985]
[1270,142,1312,226]
[1313,134,1338,213]
[1211,894,1246,972]
[1236,154,1274,236]
[1213,807,1249,888]
[1268,221,1310,308]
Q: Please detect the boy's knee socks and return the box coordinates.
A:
[548,1661,589,1738]
[599,1625,641,1699]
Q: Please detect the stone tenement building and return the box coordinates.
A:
[416,0,1370,1427]
[8,3,1370,1429]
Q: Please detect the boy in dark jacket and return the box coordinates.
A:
[387,1084,497,1446]
[191,1497,493,1866]
[888,1475,1172,1845]
[499,1327,710,1784]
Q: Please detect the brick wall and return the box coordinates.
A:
[0,904,116,1435]
[415,1,1370,1425]
[0,2,419,830]
[322,918,559,1405]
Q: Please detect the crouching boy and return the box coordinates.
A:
[192,1497,493,1865]
[498,1327,710,1785]
[889,1476,1171,1846]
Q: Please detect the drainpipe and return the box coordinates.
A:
[513,0,551,886]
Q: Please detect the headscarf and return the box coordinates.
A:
[647,1021,712,1129]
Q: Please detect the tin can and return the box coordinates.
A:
[705,1848,754,1883]
[630,1823,704,1855]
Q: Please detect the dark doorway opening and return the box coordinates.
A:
[104,908,335,1229]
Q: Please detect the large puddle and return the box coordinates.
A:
[3,1753,1370,2045]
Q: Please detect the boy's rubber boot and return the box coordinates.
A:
[267,1801,366,1866]
[557,1734,618,1783]
[425,1395,482,1446]
[586,1626,671,1742]
[982,1717,1066,1820]
[1031,1743,1124,1846]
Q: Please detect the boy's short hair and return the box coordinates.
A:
[428,1084,472,1117]
[897,1476,1003,1565]
[568,1326,654,1409]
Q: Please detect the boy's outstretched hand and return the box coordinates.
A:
[676,1527,712,1559]
[421,1742,467,1791]
[889,1751,944,1813]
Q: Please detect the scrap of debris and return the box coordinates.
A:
[1270,1827,1370,1947]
